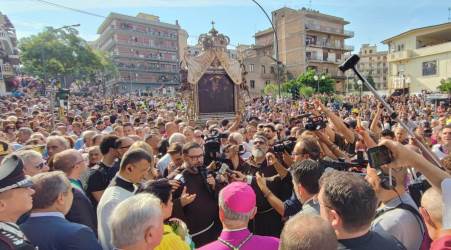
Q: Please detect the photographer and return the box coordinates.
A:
[366,166,424,250]
[171,142,222,247]
[255,138,321,218]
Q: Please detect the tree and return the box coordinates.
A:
[263,83,279,96]
[282,69,335,94]
[19,27,114,88]
[362,75,376,91]
[438,78,451,94]
[299,86,315,98]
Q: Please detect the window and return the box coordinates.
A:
[261,65,266,74]
[250,80,255,89]
[265,80,271,85]
[422,60,437,76]
[249,64,254,72]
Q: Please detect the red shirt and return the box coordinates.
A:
[431,235,451,250]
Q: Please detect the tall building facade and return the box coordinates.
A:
[242,7,354,96]
[95,12,188,94]
[383,22,451,94]
[346,44,388,93]
[0,12,19,94]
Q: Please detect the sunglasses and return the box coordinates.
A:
[34,162,46,169]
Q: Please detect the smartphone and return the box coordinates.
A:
[367,145,393,169]
[174,174,185,184]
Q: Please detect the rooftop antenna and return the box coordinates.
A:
[448,7,451,22]
[309,0,312,9]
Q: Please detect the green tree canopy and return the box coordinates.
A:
[438,78,451,93]
[281,68,335,94]
[19,27,115,86]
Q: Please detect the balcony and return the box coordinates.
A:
[306,56,341,64]
[305,24,354,38]
[116,40,178,52]
[387,50,413,62]
[0,64,15,76]
[112,53,178,63]
[260,72,274,79]
[306,42,354,51]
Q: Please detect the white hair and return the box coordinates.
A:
[110,193,162,248]
[168,132,186,145]
[16,150,42,167]
[46,136,70,149]
[228,132,244,145]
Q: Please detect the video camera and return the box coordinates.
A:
[204,129,229,166]
[304,116,327,131]
[273,136,297,155]
[319,159,366,173]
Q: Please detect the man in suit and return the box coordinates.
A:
[20,171,101,250]
[97,148,154,250]
[198,182,279,250]
[52,149,97,234]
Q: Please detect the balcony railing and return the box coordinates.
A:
[306,42,354,51]
[306,56,341,64]
[305,24,354,37]
[0,64,15,76]
[116,40,178,52]
[388,50,413,62]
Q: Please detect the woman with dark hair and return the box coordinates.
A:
[138,179,192,250]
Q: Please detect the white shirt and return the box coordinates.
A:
[432,144,448,160]
[97,176,135,250]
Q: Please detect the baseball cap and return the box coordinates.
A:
[221,182,256,214]
[0,154,33,193]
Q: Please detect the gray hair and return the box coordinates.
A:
[279,214,337,250]
[81,131,97,143]
[46,135,70,149]
[16,150,42,167]
[31,171,71,209]
[218,189,255,221]
[110,193,162,248]
[168,133,186,145]
[228,132,244,145]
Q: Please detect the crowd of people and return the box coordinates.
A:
[0,90,450,250]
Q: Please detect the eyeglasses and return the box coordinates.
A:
[187,154,203,161]
[34,162,47,170]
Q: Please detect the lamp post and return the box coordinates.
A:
[251,0,281,97]
[44,24,80,130]
[358,79,363,103]
[314,75,325,93]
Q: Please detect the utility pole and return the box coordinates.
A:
[251,0,281,98]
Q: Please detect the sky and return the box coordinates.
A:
[1,0,451,52]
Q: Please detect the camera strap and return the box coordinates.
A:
[375,203,428,248]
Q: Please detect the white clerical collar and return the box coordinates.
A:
[222,227,248,232]
[30,212,65,219]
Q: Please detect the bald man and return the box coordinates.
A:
[279,214,337,250]
[53,149,97,233]
[420,187,451,249]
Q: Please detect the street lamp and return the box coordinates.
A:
[357,79,363,103]
[314,75,325,93]
[251,0,281,97]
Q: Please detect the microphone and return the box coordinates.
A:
[339,54,360,72]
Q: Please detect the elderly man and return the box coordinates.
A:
[53,149,97,233]
[46,135,70,159]
[110,193,164,250]
[419,187,451,249]
[156,133,186,176]
[97,149,154,250]
[17,149,49,176]
[0,154,35,249]
[279,214,337,250]
[198,182,279,250]
[20,171,101,250]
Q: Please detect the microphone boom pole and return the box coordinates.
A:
[339,55,443,168]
